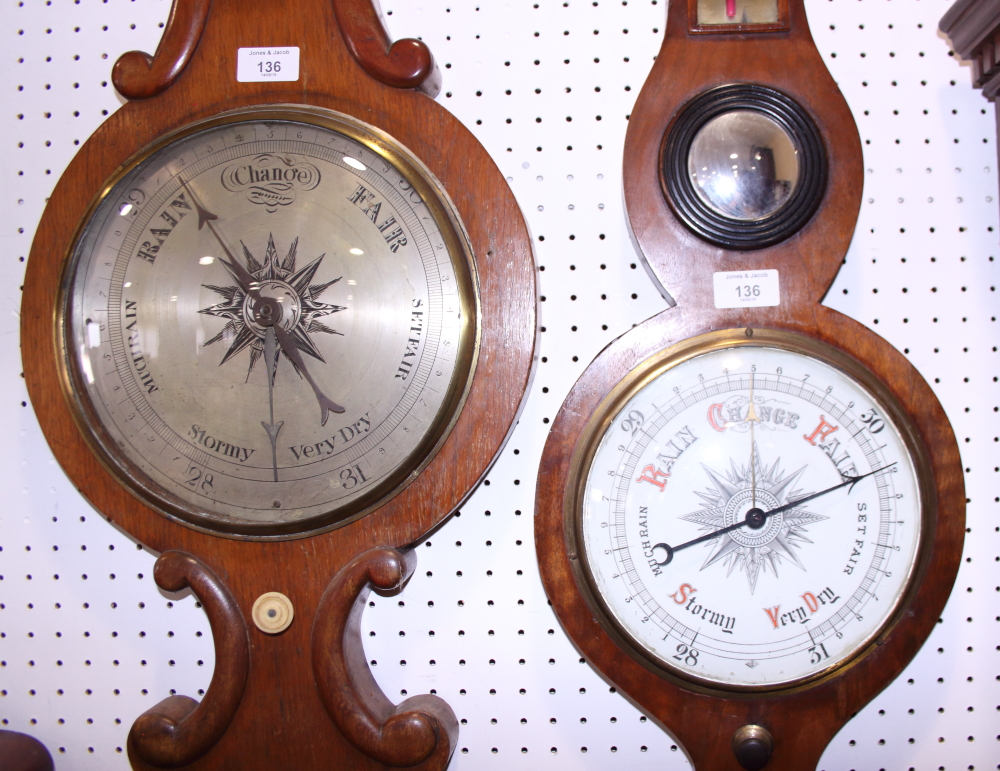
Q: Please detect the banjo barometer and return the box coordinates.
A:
[535,0,964,768]
[21,0,536,769]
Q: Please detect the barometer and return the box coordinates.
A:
[575,332,925,690]
[21,0,535,768]
[536,0,964,768]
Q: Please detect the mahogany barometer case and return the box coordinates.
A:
[21,0,535,769]
[535,0,965,769]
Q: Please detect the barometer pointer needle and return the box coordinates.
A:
[269,322,345,425]
[746,371,760,509]
[651,463,897,566]
[261,326,283,482]
[180,179,346,425]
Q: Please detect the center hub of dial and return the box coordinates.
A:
[723,487,782,547]
[243,280,302,336]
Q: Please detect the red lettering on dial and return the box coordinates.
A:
[803,415,839,446]
[636,464,670,491]
[707,403,727,432]
[669,583,697,604]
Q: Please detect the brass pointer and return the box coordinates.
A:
[746,370,760,509]
[181,179,345,426]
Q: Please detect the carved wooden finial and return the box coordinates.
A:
[313,548,458,770]
[332,0,441,96]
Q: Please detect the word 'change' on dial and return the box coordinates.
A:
[66,113,475,534]
[581,343,920,688]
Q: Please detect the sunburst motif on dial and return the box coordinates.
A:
[199,233,346,381]
[680,449,828,593]
[579,340,924,687]
[62,113,477,532]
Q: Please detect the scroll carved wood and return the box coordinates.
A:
[128,551,250,768]
[312,547,458,769]
[112,0,212,99]
[331,0,441,97]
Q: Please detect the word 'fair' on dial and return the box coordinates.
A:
[580,341,921,688]
[65,110,476,536]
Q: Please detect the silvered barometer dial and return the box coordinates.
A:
[578,333,925,688]
[63,107,477,537]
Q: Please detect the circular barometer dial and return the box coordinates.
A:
[577,332,924,688]
[63,107,478,538]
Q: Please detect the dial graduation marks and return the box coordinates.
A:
[64,110,477,537]
[579,341,921,689]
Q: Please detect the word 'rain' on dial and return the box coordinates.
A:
[581,344,920,688]
[66,113,475,535]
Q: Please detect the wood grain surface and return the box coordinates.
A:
[332,0,442,96]
[20,0,537,768]
[536,0,966,768]
[0,730,55,771]
[623,0,861,313]
[534,308,965,771]
[312,548,458,771]
[111,0,212,100]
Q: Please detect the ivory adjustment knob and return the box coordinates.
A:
[252,592,294,634]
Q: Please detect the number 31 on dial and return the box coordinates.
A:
[578,334,922,688]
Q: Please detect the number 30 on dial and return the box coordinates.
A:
[576,330,925,688]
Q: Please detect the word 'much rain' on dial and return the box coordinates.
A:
[581,343,920,688]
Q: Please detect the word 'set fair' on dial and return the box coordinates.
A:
[64,110,476,537]
[580,341,921,688]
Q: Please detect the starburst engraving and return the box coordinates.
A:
[679,447,827,593]
[199,234,345,381]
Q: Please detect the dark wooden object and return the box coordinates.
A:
[21,0,536,769]
[332,0,441,96]
[112,0,212,99]
[0,731,55,771]
[623,0,859,308]
[939,0,1000,222]
[536,0,966,769]
[129,552,250,768]
[940,0,1000,100]
[313,548,458,770]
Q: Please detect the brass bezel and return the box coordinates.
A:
[57,105,481,540]
[565,328,936,696]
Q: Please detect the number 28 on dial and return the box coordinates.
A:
[62,108,477,538]
[577,332,924,689]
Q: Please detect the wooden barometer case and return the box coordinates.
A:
[535,0,964,769]
[20,0,536,768]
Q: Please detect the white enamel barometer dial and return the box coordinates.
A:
[579,334,923,688]
[63,108,477,537]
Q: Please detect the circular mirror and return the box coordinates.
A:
[688,111,800,221]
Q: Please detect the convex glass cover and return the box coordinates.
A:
[578,334,923,688]
[64,108,477,537]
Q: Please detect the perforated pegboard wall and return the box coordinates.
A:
[2,0,997,769]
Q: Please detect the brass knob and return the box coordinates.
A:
[732,724,773,771]
[251,591,294,634]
